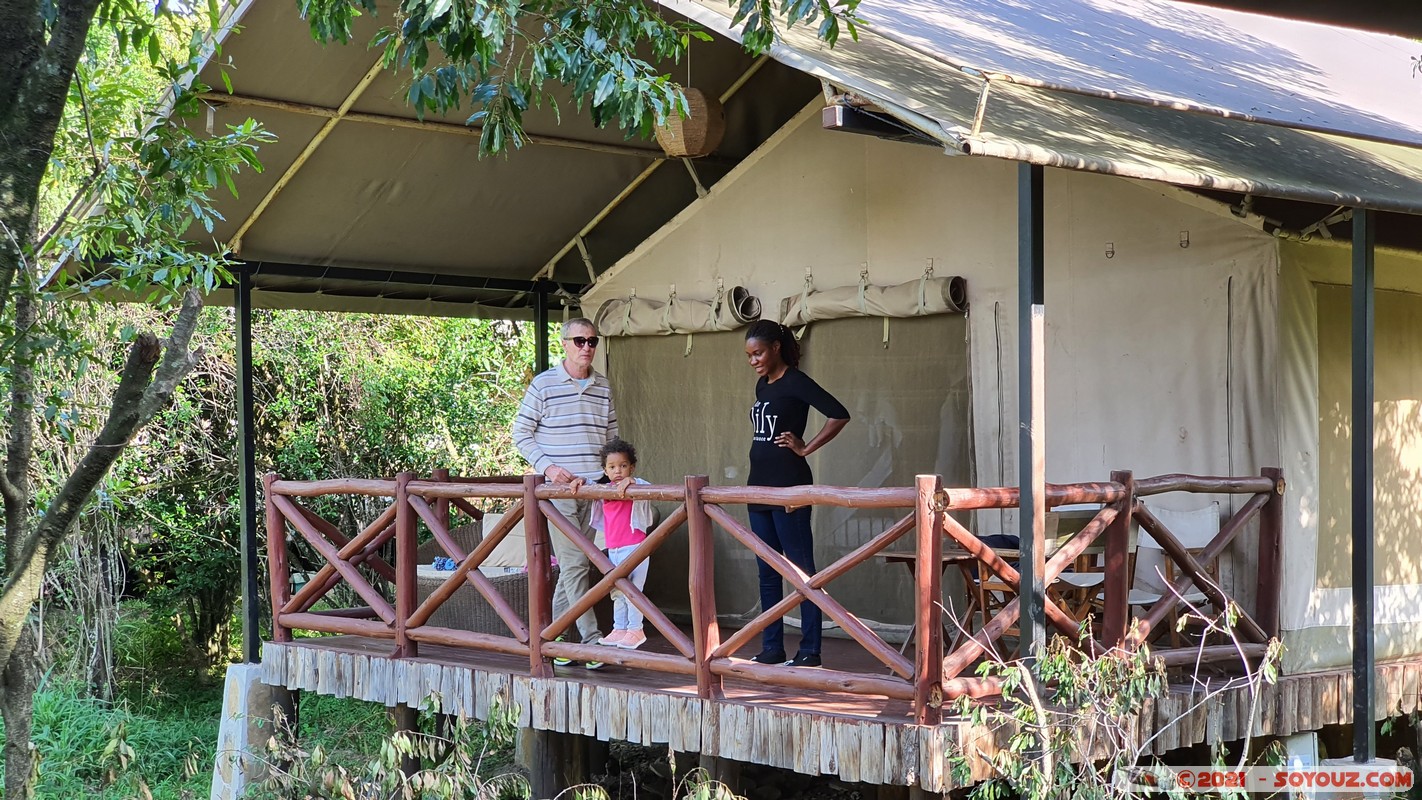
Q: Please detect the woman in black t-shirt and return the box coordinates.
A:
[742,320,850,667]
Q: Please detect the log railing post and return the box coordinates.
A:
[914,474,945,724]
[1103,470,1133,649]
[432,467,451,532]
[1256,467,1285,640]
[524,474,554,678]
[394,471,417,658]
[685,475,722,699]
[264,472,292,643]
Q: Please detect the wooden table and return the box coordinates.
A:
[877,548,982,655]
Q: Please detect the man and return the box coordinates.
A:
[512,317,616,667]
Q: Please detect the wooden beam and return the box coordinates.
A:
[199,91,671,160]
[226,56,386,254]
[531,55,771,281]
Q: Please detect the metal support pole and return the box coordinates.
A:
[1351,208,1376,763]
[235,267,261,664]
[1017,162,1046,662]
[535,284,551,374]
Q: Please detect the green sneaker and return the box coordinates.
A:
[552,635,573,667]
[583,659,605,670]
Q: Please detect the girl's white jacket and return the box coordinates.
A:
[588,477,659,539]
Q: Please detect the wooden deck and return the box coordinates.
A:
[259,632,1422,791]
[259,468,1308,790]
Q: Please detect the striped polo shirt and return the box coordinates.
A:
[512,362,618,479]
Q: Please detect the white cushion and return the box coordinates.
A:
[476,511,528,568]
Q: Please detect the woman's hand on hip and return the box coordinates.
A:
[774,431,809,457]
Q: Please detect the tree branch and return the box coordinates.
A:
[0,289,204,673]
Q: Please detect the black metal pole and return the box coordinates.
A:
[1017,162,1046,662]
[235,267,261,664]
[1352,208,1376,763]
[535,284,551,374]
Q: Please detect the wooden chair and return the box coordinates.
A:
[1048,507,1107,624]
[964,511,1103,639]
[1129,501,1221,647]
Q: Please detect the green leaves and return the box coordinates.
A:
[296,0,857,157]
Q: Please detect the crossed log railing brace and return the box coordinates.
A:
[263,467,1284,719]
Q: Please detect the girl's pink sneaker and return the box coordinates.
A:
[616,629,647,650]
[599,630,628,647]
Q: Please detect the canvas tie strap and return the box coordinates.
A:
[857,266,870,315]
[622,289,636,333]
[797,268,814,325]
[711,281,727,330]
[916,259,934,316]
[662,285,677,333]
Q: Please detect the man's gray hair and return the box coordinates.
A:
[561,317,597,338]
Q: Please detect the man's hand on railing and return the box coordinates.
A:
[543,465,578,485]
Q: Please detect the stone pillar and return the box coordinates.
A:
[210,663,287,800]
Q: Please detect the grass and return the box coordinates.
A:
[18,677,218,799]
[5,600,525,798]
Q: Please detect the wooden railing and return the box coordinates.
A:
[264,468,1284,724]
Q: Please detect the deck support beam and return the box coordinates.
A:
[235,266,261,663]
[1017,162,1047,662]
[391,703,420,778]
[519,729,590,798]
[1351,207,1376,763]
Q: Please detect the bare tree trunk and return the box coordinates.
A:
[2,626,36,800]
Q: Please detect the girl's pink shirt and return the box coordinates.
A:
[601,499,646,549]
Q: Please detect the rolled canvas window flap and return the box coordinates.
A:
[778,276,968,326]
[594,286,762,336]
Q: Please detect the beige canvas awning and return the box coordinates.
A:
[179,0,820,315]
[669,0,1422,214]
[173,0,1422,315]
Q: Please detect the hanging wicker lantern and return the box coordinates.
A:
[655,88,726,158]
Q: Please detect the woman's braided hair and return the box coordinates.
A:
[744,319,800,369]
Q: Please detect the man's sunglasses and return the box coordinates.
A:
[565,336,600,349]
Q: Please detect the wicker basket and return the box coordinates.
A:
[655,87,726,158]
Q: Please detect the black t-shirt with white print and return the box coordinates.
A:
[747,368,850,494]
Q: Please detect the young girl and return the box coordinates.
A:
[592,439,656,649]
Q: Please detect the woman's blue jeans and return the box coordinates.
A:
[748,506,821,656]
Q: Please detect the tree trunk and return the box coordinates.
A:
[1,626,36,800]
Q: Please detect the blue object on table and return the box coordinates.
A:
[432,556,456,571]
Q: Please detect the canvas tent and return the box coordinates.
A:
[169,0,1422,762]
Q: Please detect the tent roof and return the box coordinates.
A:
[669,0,1422,216]
[183,0,819,316]
[182,0,1422,315]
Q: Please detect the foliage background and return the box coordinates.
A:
[8,304,539,796]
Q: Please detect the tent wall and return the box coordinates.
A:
[607,315,972,627]
[584,112,1282,643]
[1278,241,1422,672]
